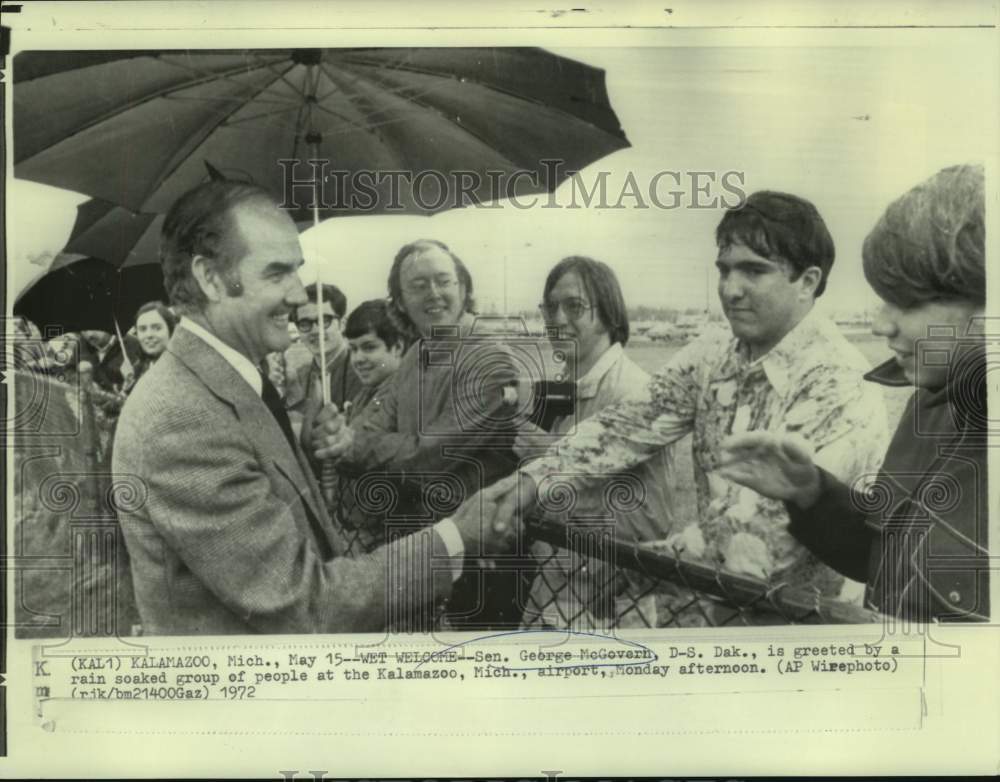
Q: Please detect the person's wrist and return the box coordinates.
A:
[791,467,822,510]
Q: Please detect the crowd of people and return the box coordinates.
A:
[16,163,989,634]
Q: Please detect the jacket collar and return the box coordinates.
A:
[576,343,624,400]
[166,326,328,526]
[864,356,912,388]
[866,345,987,432]
[178,317,262,396]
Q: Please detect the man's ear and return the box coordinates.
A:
[798,266,822,299]
[191,255,224,303]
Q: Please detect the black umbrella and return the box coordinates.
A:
[14,48,629,219]
[14,255,168,335]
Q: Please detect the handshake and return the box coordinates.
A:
[301,393,545,557]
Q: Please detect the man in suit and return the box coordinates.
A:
[113,181,512,635]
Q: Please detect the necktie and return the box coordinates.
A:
[259,370,296,453]
[260,368,334,559]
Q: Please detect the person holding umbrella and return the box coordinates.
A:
[717,164,989,622]
[308,238,523,627]
[283,283,364,437]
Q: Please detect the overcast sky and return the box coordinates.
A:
[9,40,997,317]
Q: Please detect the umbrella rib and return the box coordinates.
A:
[165,94,300,108]
[260,59,310,99]
[222,104,305,129]
[19,58,299,164]
[314,62,417,170]
[324,64,524,168]
[342,53,628,140]
[310,99,392,137]
[161,52,294,102]
[137,60,302,206]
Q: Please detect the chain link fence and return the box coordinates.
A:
[327,473,877,630]
[8,360,875,637]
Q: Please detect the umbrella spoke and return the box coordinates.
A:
[140,60,302,206]
[320,64,520,167]
[159,52,291,102]
[165,94,300,108]
[222,104,306,129]
[257,60,311,100]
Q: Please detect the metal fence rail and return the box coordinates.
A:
[328,472,877,629]
[521,519,877,629]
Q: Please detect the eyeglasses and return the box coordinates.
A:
[539,298,594,321]
[403,277,459,296]
[296,315,336,334]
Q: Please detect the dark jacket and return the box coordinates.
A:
[787,346,989,621]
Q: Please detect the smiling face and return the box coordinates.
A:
[398,246,466,337]
[348,330,403,387]
[872,298,982,389]
[136,310,170,358]
[296,299,343,359]
[542,270,609,376]
[716,242,819,359]
[201,201,308,364]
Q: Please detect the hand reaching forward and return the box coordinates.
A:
[449,473,540,557]
[717,431,822,509]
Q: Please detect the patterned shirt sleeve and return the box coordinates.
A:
[521,336,706,488]
[783,364,889,488]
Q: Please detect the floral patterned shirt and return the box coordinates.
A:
[521,309,890,596]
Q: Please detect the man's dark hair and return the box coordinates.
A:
[543,255,630,346]
[135,300,178,335]
[160,180,275,313]
[386,239,476,334]
[344,299,406,351]
[300,283,348,320]
[715,190,835,297]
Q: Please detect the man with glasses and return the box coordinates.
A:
[515,256,674,629]
[306,238,522,627]
[284,282,364,432]
[478,191,891,622]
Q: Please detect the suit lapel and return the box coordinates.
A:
[167,328,331,541]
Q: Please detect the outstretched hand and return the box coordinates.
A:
[449,473,539,556]
[717,431,822,509]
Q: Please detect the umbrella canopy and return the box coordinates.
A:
[14,255,168,334]
[14,48,629,219]
[63,199,163,268]
[63,195,317,269]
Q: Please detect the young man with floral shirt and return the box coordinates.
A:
[481,191,890,621]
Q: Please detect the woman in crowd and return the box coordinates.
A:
[127,300,177,388]
[719,164,989,622]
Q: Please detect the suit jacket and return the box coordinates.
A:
[113,326,452,635]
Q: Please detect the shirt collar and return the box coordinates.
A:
[178,317,262,396]
[716,306,826,396]
[576,342,623,399]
